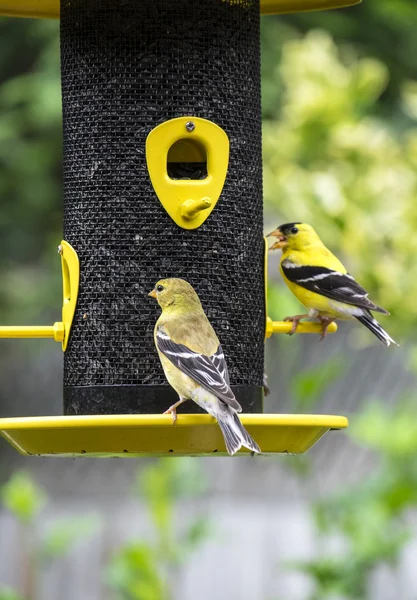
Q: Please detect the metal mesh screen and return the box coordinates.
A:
[60,0,264,414]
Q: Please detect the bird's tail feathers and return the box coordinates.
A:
[372,304,390,316]
[355,312,398,347]
[217,409,261,456]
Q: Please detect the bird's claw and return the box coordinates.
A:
[163,407,177,424]
[289,324,297,336]
[163,397,187,425]
[283,315,303,336]
[318,317,334,341]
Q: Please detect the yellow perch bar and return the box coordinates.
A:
[265,318,337,338]
[0,323,64,342]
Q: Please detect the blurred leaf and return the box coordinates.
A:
[267,282,302,322]
[284,454,312,477]
[137,458,206,534]
[351,58,389,108]
[183,517,213,552]
[350,402,417,456]
[291,357,345,409]
[107,459,211,599]
[402,80,417,119]
[106,543,166,600]
[406,344,417,374]
[0,19,61,326]
[292,401,417,599]
[0,588,25,600]
[39,515,101,562]
[1,472,45,524]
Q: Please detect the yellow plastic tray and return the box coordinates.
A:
[0,413,348,457]
[0,0,361,19]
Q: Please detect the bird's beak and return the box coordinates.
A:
[266,228,287,250]
[148,289,157,299]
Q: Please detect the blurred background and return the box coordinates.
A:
[1,1,417,598]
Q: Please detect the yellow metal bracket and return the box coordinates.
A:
[59,240,80,350]
[146,116,229,230]
[0,240,80,351]
[263,237,337,339]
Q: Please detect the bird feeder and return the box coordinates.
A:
[0,0,355,456]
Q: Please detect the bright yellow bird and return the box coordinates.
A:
[149,278,261,455]
[267,222,397,346]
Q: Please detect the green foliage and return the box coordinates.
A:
[267,282,301,322]
[1,471,45,524]
[0,19,61,323]
[0,471,99,599]
[291,357,344,410]
[107,458,211,600]
[107,543,166,600]
[291,402,417,599]
[139,457,206,534]
[263,30,417,336]
[138,457,211,564]
[0,462,210,600]
[0,589,24,600]
[263,0,417,118]
[350,401,417,457]
[406,344,417,374]
[39,515,102,563]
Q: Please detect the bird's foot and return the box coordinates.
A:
[163,405,178,424]
[162,397,187,425]
[283,314,310,335]
[318,316,335,341]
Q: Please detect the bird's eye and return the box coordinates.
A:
[291,226,298,234]
[156,284,164,292]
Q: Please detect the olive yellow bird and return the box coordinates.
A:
[267,223,397,346]
[149,278,261,455]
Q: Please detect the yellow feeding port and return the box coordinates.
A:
[0,414,348,457]
[146,116,229,230]
[0,0,361,18]
[167,139,208,181]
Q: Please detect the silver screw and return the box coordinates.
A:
[185,121,195,133]
[57,245,63,255]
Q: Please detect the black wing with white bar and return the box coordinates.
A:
[211,344,230,386]
[156,328,241,410]
[281,261,388,314]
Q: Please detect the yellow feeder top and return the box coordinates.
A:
[0,413,348,457]
[0,0,361,19]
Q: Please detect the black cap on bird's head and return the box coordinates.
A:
[267,223,323,251]
[266,222,301,250]
[278,222,302,235]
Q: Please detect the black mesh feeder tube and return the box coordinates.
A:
[0,0,353,457]
[61,0,265,417]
